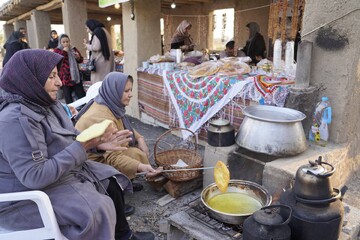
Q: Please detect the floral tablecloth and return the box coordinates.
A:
[162,70,252,139]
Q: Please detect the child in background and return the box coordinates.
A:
[54,34,86,104]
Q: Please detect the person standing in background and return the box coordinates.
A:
[2,31,26,67]
[171,20,195,53]
[47,30,59,50]
[18,27,30,49]
[84,19,114,84]
[54,34,86,104]
[240,22,266,64]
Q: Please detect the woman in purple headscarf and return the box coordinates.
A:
[0,49,154,240]
[75,72,160,185]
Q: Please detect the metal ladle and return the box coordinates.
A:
[135,166,215,176]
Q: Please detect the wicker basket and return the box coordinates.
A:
[154,128,203,182]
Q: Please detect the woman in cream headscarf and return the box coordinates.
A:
[171,19,195,52]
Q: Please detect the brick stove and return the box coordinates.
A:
[203,143,278,187]
[167,198,243,240]
[167,144,279,240]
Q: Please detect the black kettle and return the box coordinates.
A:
[243,205,292,240]
[293,156,340,202]
[207,118,235,147]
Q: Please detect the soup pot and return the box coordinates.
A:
[235,105,307,156]
[201,180,272,225]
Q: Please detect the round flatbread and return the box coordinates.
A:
[214,161,230,193]
[189,61,220,79]
[76,119,113,142]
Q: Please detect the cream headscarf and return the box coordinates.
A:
[171,20,193,45]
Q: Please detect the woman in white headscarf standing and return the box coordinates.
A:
[84,19,115,84]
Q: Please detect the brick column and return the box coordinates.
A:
[30,10,51,49]
[3,24,14,41]
[62,0,88,57]
[14,20,26,32]
[122,0,162,118]
[26,20,35,49]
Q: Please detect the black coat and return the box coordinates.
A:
[2,41,24,67]
[243,32,266,64]
[47,38,58,49]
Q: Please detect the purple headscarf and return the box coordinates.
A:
[76,72,135,145]
[0,49,63,107]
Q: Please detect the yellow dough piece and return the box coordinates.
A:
[76,119,113,142]
[214,161,230,193]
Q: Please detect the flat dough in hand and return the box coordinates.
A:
[76,119,113,142]
[214,161,230,193]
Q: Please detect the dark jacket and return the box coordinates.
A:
[3,30,26,67]
[47,38,58,49]
[243,32,266,64]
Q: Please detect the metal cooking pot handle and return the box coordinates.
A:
[308,159,335,178]
[295,188,341,204]
[259,205,292,226]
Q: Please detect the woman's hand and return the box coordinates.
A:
[79,125,132,151]
[97,129,133,151]
[68,105,78,117]
[137,164,162,177]
[137,137,149,157]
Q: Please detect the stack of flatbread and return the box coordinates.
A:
[217,61,251,77]
[188,58,251,79]
[189,61,221,79]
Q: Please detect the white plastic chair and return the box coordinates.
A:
[68,81,103,108]
[0,190,67,240]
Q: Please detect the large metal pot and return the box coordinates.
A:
[201,180,272,225]
[235,105,307,156]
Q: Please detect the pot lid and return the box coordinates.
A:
[243,105,306,123]
[209,118,230,126]
[301,165,326,175]
[253,208,284,225]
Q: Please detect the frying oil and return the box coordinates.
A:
[207,192,262,214]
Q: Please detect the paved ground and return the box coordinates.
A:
[125,116,200,239]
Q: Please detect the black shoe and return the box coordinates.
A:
[132,182,143,192]
[125,204,135,217]
[129,231,155,240]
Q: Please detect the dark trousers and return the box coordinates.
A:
[62,84,86,104]
[107,177,132,240]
